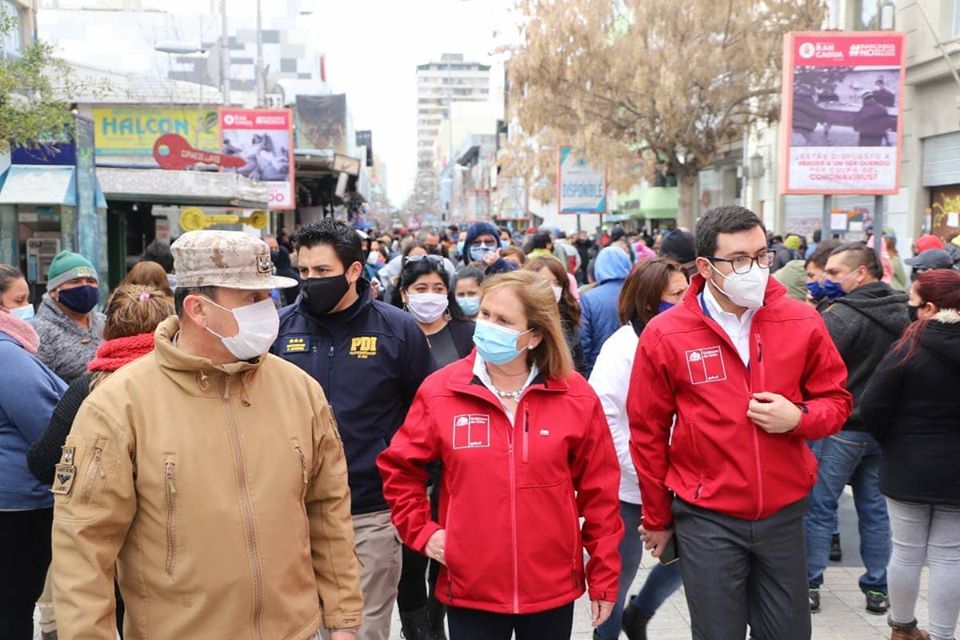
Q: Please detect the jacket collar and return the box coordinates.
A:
[153,316,264,398]
[446,351,568,407]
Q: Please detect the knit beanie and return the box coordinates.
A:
[46,251,98,292]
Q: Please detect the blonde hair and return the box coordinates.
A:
[122,261,174,297]
[481,270,573,380]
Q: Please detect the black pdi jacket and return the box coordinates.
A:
[821,282,910,430]
[273,279,435,515]
[861,313,960,506]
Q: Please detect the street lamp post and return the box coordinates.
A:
[255,0,265,107]
[220,0,230,105]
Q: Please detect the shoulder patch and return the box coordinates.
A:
[283,336,311,354]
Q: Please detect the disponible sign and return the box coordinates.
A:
[779,32,905,195]
[220,108,295,210]
[558,147,606,214]
[93,107,219,156]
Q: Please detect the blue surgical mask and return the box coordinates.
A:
[457,296,480,316]
[821,279,846,300]
[657,301,675,314]
[473,319,532,365]
[456,240,465,255]
[469,245,495,263]
[501,240,511,250]
[6,304,34,323]
[57,285,99,314]
[806,281,826,300]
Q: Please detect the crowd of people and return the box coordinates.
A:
[0,207,958,640]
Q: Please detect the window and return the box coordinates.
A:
[1,0,23,57]
[854,0,895,30]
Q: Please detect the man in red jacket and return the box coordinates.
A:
[628,206,852,640]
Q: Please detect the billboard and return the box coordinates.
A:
[93,107,219,156]
[220,108,295,210]
[780,32,905,195]
[295,94,349,152]
[558,147,606,214]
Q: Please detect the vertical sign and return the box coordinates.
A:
[780,32,905,195]
[558,147,606,214]
[220,108,296,210]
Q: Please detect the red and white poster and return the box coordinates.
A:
[219,108,295,210]
[779,32,905,195]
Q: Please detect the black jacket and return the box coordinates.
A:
[445,317,476,361]
[861,315,960,506]
[821,282,909,430]
[28,373,91,484]
[272,279,435,515]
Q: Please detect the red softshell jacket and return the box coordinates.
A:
[627,275,852,530]
[377,352,623,615]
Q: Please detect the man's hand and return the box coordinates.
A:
[591,600,615,627]
[639,526,674,558]
[748,392,802,434]
[482,249,501,267]
[425,529,446,565]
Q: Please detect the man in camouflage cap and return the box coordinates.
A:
[52,230,363,640]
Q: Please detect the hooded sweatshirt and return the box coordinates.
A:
[821,281,909,429]
[579,247,633,378]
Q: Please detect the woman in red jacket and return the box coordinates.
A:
[378,270,622,640]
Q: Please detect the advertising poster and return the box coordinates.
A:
[780,32,905,195]
[557,147,606,214]
[93,107,219,156]
[220,108,295,210]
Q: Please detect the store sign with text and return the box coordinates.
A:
[557,147,606,214]
[93,107,219,156]
[779,32,905,195]
[219,108,296,210]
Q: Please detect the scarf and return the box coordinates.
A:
[0,309,40,354]
[88,333,155,373]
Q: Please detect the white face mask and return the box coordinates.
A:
[406,292,449,324]
[710,262,769,309]
[551,284,563,303]
[203,297,279,361]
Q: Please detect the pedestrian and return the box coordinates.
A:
[461,221,517,275]
[861,269,960,640]
[905,249,954,282]
[524,255,586,374]
[580,246,632,377]
[525,230,554,260]
[265,234,302,305]
[142,239,176,291]
[28,284,173,640]
[501,246,527,268]
[629,206,852,640]
[590,258,688,640]
[274,219,435,640]
[453,266,485,320]
[0,264,67,640]
[805,243,910,616]
[392,255,476,639]
[886,235,909,291]
[854,92,892,146]
[378,270,623,640]
[33,250,106,383]
[51,231,363,640]
[121,260,174,297]
[804,240,843,310]
[659,229,697,278]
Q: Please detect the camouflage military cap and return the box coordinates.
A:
[171,230,298,290]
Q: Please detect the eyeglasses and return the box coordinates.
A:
[707,251,774,275]
[474,239,498,249]
[403,254,444,267]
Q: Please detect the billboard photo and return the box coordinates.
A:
[780,32,906,195]
[220,108,295,210]
[558,147,606,214]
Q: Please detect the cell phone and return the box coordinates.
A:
[658,535,680,566]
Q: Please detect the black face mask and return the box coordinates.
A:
[907,304,921,323]
[57,285,99,314]
[301,274,351,316]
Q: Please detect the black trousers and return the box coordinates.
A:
[447,603,574,640]
[0,508,53,640]
[672,497,812,640]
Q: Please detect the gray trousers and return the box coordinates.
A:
[672,498,812,640]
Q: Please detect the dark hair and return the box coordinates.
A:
[393,257,464,321]
[453,266,485,291]
[695,206,766,258]
[618,258,687,326]
[524,255,581,331]
[829,242,883,280]
[805,239,842,269]
[403,242,428,258]
[294,219,364,270]
[143,240,175,274]
[531,231,552,251]
[0,264,24,295]
[174,285,217,317]
[891,269,960,366]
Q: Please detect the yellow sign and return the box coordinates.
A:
[179,207,269,231]
[93,107,220,156]
[349,337,378,359]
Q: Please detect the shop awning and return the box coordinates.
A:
[97,168,270,209]
[0,165,77,206]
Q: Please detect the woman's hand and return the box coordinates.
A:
[425,529,446,565]
[591,600,615,627]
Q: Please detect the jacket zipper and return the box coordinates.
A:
[752,332,765,519]
[570,494,579,589]
[221,380,264,640]
[164,459,177,575]
[81,438,106,503]
[522,408,530,464]
[507,411,520,614]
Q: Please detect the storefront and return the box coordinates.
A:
[922,132,960,241]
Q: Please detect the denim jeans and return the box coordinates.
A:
[804,432,890,593]
[594,501,684,640]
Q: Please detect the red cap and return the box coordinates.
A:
[915,234,945,253]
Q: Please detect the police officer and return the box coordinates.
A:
[273,219,435,640]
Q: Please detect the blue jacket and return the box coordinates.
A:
[272,279,435,515]
[0,332,67,510]
[580,247,632,378]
